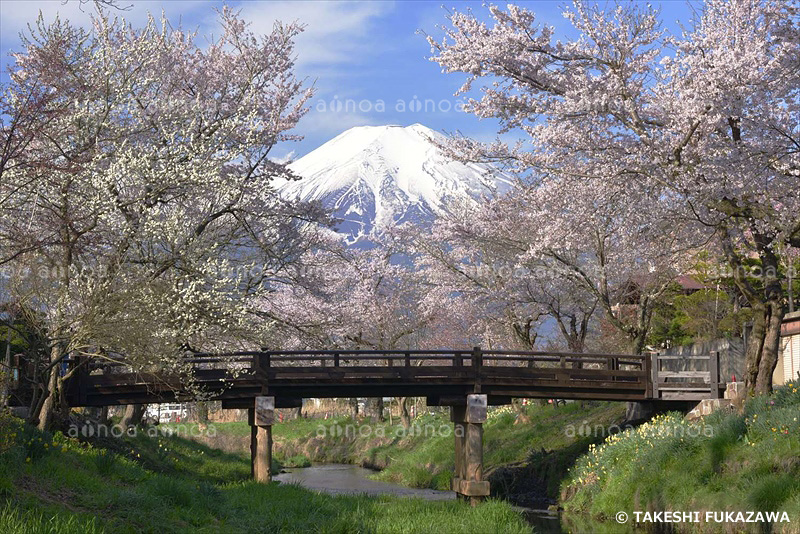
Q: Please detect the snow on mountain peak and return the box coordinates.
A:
[282,124,509,244]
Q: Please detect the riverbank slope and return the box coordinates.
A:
[0,412,530,533]
[561,383,800,533]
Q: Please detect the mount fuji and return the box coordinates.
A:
[280,124,510,245]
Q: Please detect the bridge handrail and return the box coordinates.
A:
[89,349,654,369]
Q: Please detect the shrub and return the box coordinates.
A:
[19,425,59,463]
[0,410,22,454]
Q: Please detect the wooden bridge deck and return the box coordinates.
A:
[8,348,726,408]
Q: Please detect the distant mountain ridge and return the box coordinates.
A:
[280,124,510,245]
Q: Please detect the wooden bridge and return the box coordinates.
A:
[7,348,726,503]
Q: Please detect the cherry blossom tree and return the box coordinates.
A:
[261,235,451,423]
[263,237,441,352]
[416,181,674,355]
[414,204,571,352]
[0,8,319,428]
[429,0,800,394]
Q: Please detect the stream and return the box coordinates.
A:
[274,463,454,500]
[274,464,624,533]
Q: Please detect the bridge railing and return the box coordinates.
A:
[78,348,650,378]
[244,350,478,383]
[223,349,652,393]
[650,351,722,401]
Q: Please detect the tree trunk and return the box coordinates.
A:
[754,299,783,395]
[368,397,385,422]
[512,398,531,423]
[1,331,10,409]
[195,401,209,423]
[27,382,45,427]
[37,364,59,431]
[745,302,767,389]
[739,292,784,396]
[625,316,652,424]
[722,233,784,396]
[350,398,359,419]
[625,401,653,422]
[121,404,145,428]
[399,397,411,428]
[36,344,64,431]
[293,405,303,419]
[92,406,109,424]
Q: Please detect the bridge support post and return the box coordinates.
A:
[450,394,489,505]
[250,396,274,483]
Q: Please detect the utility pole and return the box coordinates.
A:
[1,323,11,409]
[713,283,720,339]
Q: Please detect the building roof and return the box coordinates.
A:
[675,275,709,291]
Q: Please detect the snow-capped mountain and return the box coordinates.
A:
[281,124,510,245]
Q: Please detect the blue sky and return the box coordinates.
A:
[0,0,696,160]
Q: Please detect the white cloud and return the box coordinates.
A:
[269,150,295,165]
[231,1,393,68]
[1,1,392,77]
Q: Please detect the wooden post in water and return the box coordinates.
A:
[451,405,466,496]
[251,396,274,482]
[450,394,489,505]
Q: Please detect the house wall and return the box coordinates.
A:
[778,311,800,386]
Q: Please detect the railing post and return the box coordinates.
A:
[472,347,482,391]
[255,352,270,382]
[710,351,720,399]
[471,347,482,369]
[333,353,340,367]
[454,352,462,367]
[650,353,660,399]
[405,351,411,368]
[73,355,90,406]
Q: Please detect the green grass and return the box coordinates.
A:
[561,383,800,532]
[0,411,530,533]
[0,506,102,534]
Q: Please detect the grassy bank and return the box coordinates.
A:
[167,401,626,497]
[0,412,530,533]
[562,383,800,533]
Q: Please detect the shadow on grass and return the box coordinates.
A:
[2,420,531,534]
